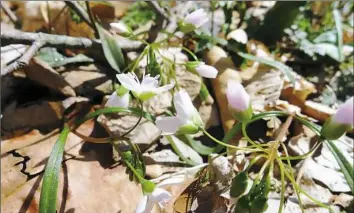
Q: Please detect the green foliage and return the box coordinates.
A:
[230,172,248,198]
[122,2,156,30]
[97,24,126,73]
[36,48,93,67]
[39,126,70,213]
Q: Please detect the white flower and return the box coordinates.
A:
[110,22,130,34]
[195,62,218,78]
[156,90,203,135]
[105,91,130,108]
[135,165,207,213]
[184,9,209,28]
[227,80,250,112]
[116,73,174,101]
[226,80,253,122]
[226,29,248,44]
[136,187,172,213]
[186,61,218,78]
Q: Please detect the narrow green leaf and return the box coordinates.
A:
[333,9,344,62]
[39,126,70,213]
[178,134,223,155]
[326,141,354,195]
[165,135,201,166]
[294,116,354,195]
[97,24,125,72]
[238,52,296,87]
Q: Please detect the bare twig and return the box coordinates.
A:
[1,31,143,51]
[147,1,169,20]
[65,1,94,29]
[85,1,99,38]
[0,2,21,28]
[1,31,101,49]
[2,40,45,75]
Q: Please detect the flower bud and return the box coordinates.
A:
[226,80,253,122]
[186,61,218,78]
[321,97,353,140]
[178,9,208,33]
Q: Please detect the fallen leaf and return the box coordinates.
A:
[25,57,76,97]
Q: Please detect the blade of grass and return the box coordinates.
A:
[39,125,70,213]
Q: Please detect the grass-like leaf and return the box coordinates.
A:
[39,125,70,213]
[326,140,354,194]
[238,52,296,87]
[97,24,125,73]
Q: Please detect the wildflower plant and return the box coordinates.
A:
[38,7,354,213]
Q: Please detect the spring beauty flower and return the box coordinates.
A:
[178,9,209,33]
[105,91,130,108]
[136,164,207,213]
[321,97,353,140]
[156,90,203,135]
[136,185,171,213]
[226,80,253,122]
[116,73,174,101]
[186,61,218,78]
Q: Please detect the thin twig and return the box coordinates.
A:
[146,1,169,42]
[0,2,21,28]
[1,31,143,51]
[65,1,94,29]
[85,1,99,38]
[2,40,45,75]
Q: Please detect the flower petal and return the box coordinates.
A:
[174,90,195,121]
[333,97,354,126]
[150,187,172,207]
[226,80,250,112]
[155,83,174,94]
[105,91,130,108]
[141,74,159,90]
[184,9,209,28]
[156,116,182,135]
[135,195,150,213]
[116,73,140,92]
[195,63,218,78]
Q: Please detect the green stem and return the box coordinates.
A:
[202,128,260,152]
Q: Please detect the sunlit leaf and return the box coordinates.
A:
[97,24,125,73]
[39,125,70,213]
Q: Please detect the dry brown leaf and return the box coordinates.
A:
[62,63,112,95]
[1,101,64,137]
[1,129,59,154]
[25,57,76,97]
[302,100,336,122]
[2,114,145,213]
